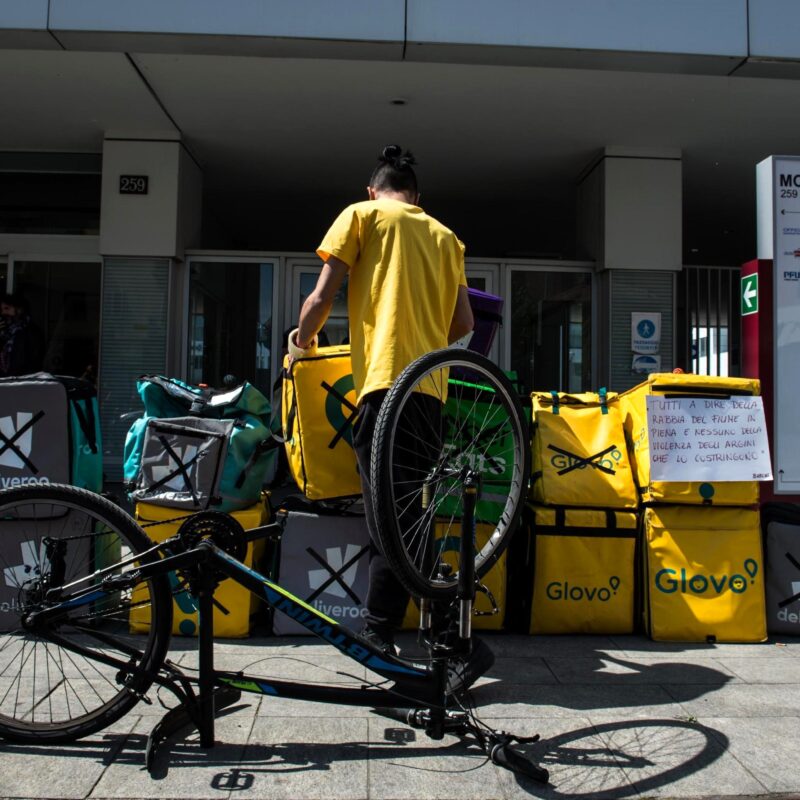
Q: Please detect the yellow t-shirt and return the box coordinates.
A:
[317,198,466,402]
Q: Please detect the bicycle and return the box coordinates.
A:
[0,349,547,782]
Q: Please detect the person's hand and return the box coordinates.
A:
[287,328,318,365]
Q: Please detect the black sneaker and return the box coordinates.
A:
[446,637,495,697]
[359,624,399,657]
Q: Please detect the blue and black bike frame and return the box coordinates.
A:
[28,473,482,766]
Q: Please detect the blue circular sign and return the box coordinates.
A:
[637,319,655,339]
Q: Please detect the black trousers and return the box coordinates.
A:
[352,389,442,632]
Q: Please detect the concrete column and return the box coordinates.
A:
[577,146,682,390]
[99,134,202,258]
[97,134,202,476]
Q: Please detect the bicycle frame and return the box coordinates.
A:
[26,495,476,757]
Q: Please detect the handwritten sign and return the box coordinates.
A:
[646,396,773,482]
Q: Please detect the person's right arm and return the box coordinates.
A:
[448,285,474,344]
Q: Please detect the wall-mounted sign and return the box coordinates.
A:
[741,273,758,316]
[757,155,800,492]
[119,175,149,195]
[631,312,661,355]
[632,354,661,374]
[646,395,772,483]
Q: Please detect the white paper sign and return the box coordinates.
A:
[646,395,773,482]
[631,312,661,354]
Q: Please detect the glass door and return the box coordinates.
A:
[507,268,593,394]
[187,257,278,396]
[8,257,102,381]
[286,258,349,345]
[465,261,501,365]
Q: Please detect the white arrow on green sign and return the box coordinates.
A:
[741,273,758,316]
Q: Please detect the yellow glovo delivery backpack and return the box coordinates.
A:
[530,389,638,509]
[643,505,766,642]
[529,505,638,634]
[282,346,362,501]
[618,373,761,506]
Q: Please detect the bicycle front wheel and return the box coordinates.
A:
[0,485,172,743]
[371,349,530,598]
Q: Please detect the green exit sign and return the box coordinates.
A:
[741,273,758,316]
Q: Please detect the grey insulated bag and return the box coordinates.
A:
[124,376,276,511]
[762,503,800,635]
[130,417,233,510]
[0,372,102,492]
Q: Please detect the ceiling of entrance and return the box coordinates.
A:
[3,48,800,263]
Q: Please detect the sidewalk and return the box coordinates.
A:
[2,632,799,800]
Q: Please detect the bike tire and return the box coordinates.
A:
[371,349,530,599]
[0,484,172,743]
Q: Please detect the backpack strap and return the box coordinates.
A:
[71,397,98,454]
[598,387,609,415]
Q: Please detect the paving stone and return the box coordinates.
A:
[491,716,636,800]
[366,716,505,799]
[703,715,800,793]
[0,715,137,799]
[665,682,800,718]
[177,650,368,682]
[587,715,767,798]
[712,655,800,683]
[469,681,686,720]
[239,715,369,799]
[481,634,618,659]
[467,656,557,688]
[608,635,798,659]
[89,699,258,798]
[545,655,738,685]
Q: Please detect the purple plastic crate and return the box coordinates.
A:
[467,287,503,356]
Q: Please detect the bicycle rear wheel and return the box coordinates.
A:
[0,485,172,743]
[371,349,530,599]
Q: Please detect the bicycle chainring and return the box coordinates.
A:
[176,511,247,563]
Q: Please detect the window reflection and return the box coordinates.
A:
[13,261,101,381]
[188,261,274,395]
[510,271,592,394]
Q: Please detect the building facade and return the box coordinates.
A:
[2,1,800,475]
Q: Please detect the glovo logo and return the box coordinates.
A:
[323,374,357,448]
[546,576,621,603]
[550,447,623,473]
[654,559,759,595]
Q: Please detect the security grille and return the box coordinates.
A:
[677,266,741,377]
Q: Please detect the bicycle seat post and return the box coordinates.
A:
[457,469,479,644]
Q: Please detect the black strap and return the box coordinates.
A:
[547,443,618,476]
[142,375,211,415]
[144,434,204,505]
[473,308,503,325]
[321,379,358,449]
[234,437,277,489]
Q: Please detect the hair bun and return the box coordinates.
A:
[380,144,417,170]
[381,144,402,162]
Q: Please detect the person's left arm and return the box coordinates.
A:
[296,255,350,348]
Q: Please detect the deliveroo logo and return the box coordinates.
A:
[151,445,199,491]
[654,559,759,595]
[0,412,34,470]
[546,576,622,602]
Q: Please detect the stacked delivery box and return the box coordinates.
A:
[526,390,640,634]
[124,376,274,637]
[618,373,767,642]
[279,341,509,634]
